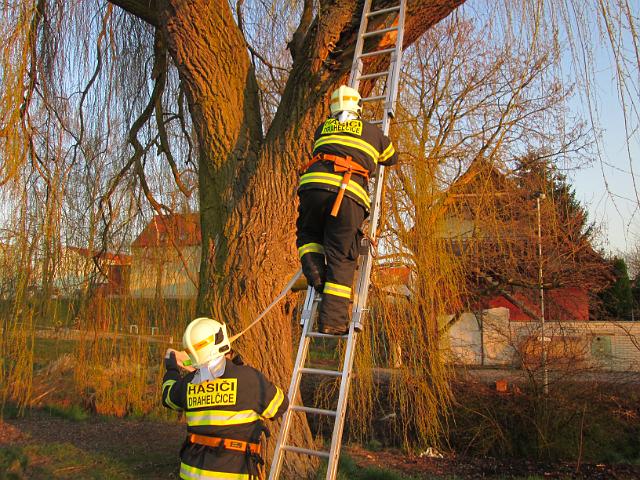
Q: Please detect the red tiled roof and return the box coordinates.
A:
[131,213,201,248]
[486,287,589,322]
[376,265,411,287]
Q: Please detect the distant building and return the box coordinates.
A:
[485,287,589,322]
[375,264,412,298]
[439,158,610,322]
[129,213,200,299]
[377,160,640,370]
[56,247,131,297]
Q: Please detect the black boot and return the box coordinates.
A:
[301,252,326,292]
[318,294,350,335]
[318,324,349,335]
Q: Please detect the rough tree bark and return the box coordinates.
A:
[108,0,465,476]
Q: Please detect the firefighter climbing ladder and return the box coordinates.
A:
[269,1,406,478]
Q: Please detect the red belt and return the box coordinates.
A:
[301,153,370,216]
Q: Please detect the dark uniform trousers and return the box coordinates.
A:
[296,189,366,329]
[162,355,288,480]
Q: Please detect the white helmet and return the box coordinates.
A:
[330,85,362,116]
[183,317,231,368]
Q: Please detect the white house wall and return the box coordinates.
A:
[130,245,200,299]
[447,312,482,364]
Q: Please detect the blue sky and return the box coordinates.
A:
[454,1,639,256]
[569,51,639,255]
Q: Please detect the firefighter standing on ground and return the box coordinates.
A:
[162,317,288,480]
[296,85,398,335]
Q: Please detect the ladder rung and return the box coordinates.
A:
[357,70,389,81]
[282,445,330,458]
[359,47,396,59]
[307,331,348,339]
[291,405,337,416]
[369,119,383,125]
[367,5,401,17]
[362,26,398,38]
[300,367,342,377]
[362,95,385,103]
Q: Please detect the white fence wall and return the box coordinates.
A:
[447,309,640,372]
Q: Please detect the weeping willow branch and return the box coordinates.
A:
[73,4,113,167]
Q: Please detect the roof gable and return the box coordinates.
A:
[132,213,201,248]
[444,159,517,206]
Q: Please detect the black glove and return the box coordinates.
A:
[164,351,179,371]
[231,352,244,365]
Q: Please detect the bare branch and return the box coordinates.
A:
[107,0,160,26]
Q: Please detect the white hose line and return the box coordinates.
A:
[229,268,303,343]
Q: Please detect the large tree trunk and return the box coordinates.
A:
[109,0,465,476]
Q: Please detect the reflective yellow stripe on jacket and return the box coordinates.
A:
[300,172,370,209]
[314,135,380,164]
[323,282,352,299]
[261,387,285,419]
[180,462,249,480]
[186,409,261,427]
[162,379,182,411]
[298,243,324,258]
[379,142,395,163]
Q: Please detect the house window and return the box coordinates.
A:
[591,336,612,358]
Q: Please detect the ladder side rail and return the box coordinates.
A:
[300,287,317,325]
[382,0,406,133]
[268,289,317,480]
[352,166,386,330]
[325,325,360,480]
[353,0,406,328]
[349,0,373,90]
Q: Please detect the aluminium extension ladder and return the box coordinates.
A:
[269,1,406,478]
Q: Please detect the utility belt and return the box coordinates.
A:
[300,153,370,216]
[188,433,261,455]
[186,433,264,479]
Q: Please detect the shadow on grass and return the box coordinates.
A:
[316,454,421,480]
[0,443,135,479]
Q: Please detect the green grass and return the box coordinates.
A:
[32,335,164,371]
[32,338,76,368]
[316,454,420,480]
[0,443,135,479]
[0,402,21,420]
[314,454,558,479]
[46,404,89,422]
[0,446,28,480]
[308,338,341,364]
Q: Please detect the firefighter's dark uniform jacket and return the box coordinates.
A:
[162,354,288,480]
[297,116,398,329]
[298,117,398,211]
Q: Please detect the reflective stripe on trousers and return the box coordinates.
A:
[323,282,352,299]
[297,242,324,258]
